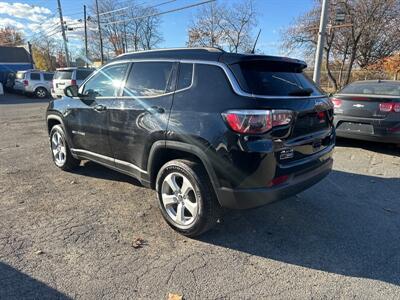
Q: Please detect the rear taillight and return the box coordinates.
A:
[222,110,293,134]
[330,98,342,108]
[71,79,77,85]
[23,80,28,86]
[379,103,400,112]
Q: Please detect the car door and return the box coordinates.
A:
[29,72,41,92]
[107,61,177,176]
[64,62,129,163]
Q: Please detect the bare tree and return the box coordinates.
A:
[88,0,164,59]
[220,0,257,53]
[188,1,258,52]
[139,7,163,50]
[282,0,400,90]
[31,33,60,70]
[187,2,225,48]
[0,26,24,46]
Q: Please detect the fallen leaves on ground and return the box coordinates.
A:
[132,237,146,249]
[167,293,183,300]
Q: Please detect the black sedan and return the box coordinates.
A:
[332,80,400,144]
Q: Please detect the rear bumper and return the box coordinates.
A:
[216,151,333,209]
[334,116,400,144]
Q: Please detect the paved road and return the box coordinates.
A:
[1,94,400,299]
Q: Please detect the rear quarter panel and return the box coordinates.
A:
[167,63,334,189]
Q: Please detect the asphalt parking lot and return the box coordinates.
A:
[1,93,400,299]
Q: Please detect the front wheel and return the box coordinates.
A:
[156,159,220,237]
[49,125,80,171]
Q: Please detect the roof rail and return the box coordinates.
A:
[118,47,225,58]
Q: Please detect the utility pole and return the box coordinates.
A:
[57,0,70,67]
[313,0,329,85]
[95,0,104,65]
[84,5,89,67]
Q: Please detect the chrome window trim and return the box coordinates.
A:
[71,148,148,174]
[90,58,327,100]
[115,62,195,99]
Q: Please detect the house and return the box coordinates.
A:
[0,46,34,85]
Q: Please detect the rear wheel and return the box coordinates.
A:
[49,125,80,171]
[35,87,48,99]
[156,159,220,237]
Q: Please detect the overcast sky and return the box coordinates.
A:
[0,0,314,58]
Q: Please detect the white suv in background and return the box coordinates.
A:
[51,67,94,98]
[14,70,54,98]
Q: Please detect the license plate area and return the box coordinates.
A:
[338,122,374,134]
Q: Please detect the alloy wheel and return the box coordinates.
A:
[161,172,199,227]
[51,131,67,166]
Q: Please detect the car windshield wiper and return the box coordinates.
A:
[288,88,313,96]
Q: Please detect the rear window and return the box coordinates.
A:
[16,72,25,79]
[54,70,73,80]
[44,73,53,81]
[230,61,322,96]
[30,73,40,80]
[76,70,93,80]
[339,82,400,96]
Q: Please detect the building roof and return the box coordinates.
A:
[0,46,31,63]
[113,47,306,68]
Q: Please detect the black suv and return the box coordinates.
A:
[46,48,335,236]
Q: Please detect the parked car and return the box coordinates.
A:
[331,80,400,144]
[13,70,53,98]
[51,67,94,98]
[46,48,335,236]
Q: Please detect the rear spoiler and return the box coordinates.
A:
[219,53,307,71]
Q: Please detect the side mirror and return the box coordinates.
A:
[64,85,79,98]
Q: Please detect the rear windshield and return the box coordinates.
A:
[339,82,400,96]
[54,70,73,80]
[76,70,93,80]
[230,61,322,96]
[16,72,25,79]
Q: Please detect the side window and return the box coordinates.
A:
[123,62,174,97]
[177,63,193,90]
[30,73,40,81]
[44,73,53,81]
[82,64,128,97]
[76,70,93,81]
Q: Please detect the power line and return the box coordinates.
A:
[99,0,215,26]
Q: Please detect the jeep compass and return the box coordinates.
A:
[46,48,335,237]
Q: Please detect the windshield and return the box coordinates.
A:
[230,61,322,96]
[339,81,400,96]
[54,70,73,80]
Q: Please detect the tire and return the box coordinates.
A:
[35,87,48,99]
[49,125,80,171]
[156,159,220,237]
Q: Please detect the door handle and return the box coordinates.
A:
[94,104,107,112]
[148,106,165,114]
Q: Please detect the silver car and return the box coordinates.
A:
[51,67,94,98]
[14,70,53,98]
